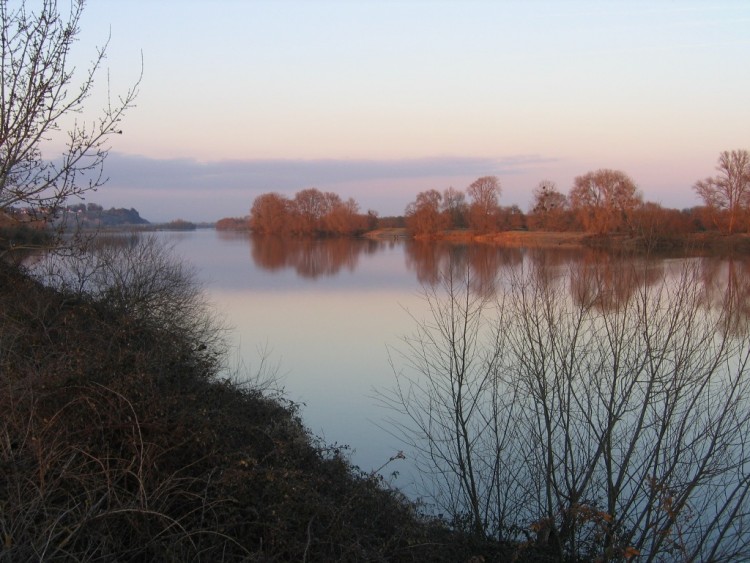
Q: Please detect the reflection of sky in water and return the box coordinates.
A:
[166,230,415,292]
[160,230,429,484]
[211,289,428,480]
[158,230,750,492]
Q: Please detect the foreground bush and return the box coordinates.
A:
[382,255,750,561]
[0,237,530,562]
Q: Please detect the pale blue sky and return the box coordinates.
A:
[61,0,750,221]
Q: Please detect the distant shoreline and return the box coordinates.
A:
[364,228,750,253]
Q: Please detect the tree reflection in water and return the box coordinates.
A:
[246,235,750,335]
[237,234,750,559]
[700,256,750,336]
[249,235,382,279]
[382,251,750,561]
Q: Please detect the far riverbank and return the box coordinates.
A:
[365,228,750,253]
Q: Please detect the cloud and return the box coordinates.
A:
[103,153,556,192]
[93,152,558,222]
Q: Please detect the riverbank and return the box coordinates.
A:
[365,228,750,253]
[0,251,555,561]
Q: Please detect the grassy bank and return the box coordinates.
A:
[0,239,553,561]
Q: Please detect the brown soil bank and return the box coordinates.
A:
[478,231,589,248]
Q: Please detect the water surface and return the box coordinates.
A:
[159,230,750,486]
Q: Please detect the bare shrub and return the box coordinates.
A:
[2,237,500,561]
[384,255,750,560]
[36,232,227,374]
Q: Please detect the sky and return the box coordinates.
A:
[53,0,750,222]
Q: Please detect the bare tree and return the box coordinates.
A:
[292,188,331,235]
[528,180,569,229]
[441,186,467,228]
[384,254,750,560]
[0,0,140,231]
[530,180,564,213]
[466,176,501,234]
[694,149,750,234]
[379,264,520,538]
[405,189,447,237]
[39,233,225,355]
[569,169,641,235]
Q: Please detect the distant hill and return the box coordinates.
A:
[62,203,150,228]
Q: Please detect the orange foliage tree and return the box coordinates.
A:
[693,149,750,234]
[249,192,291,235]
[249,189,369,236]
[569,169,642,235]
[405,189,448,237]
[467,176,501,234]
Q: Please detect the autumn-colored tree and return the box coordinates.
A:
[569,169,642,234]
[405,189,448,237]
[682,206,713,232]
[323,197,367,235]
[631,202,692,240]
[467,176,501,234]
[250,189,370,236]
[249,192,291,235]
[365,209,379,231]
[694,150,750,234]
[497,205,526,231]
[528,180,571,231]
[292,188,332,235]
[441,187,468,228]
[215,217,249,231]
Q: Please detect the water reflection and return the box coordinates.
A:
[242,235,750,333]
[162,231,750,530]
[700,256,750,335]
[568,253,665,311]
[248,235,385,279]
[404,240,522,295]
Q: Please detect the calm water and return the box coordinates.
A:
[160,230,434,482]
[156,230,750,487]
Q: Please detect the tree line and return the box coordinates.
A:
[405,150,750,238]
[232,150,750,240]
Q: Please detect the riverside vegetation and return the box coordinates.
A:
[3,1,749,559]
[0,234,550,562]
[380,252,750,561]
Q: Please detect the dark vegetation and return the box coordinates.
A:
[0,235,549,562]
[59,203,150,229]
[381,256,750,561]
[158,219,198,231]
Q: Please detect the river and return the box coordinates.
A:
[157,229,750,500]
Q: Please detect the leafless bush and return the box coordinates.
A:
[36,232,227,375]
[384,255,750,561]
[380,263,521,539]
[4,235,493,561]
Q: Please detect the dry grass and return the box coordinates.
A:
[0,247,537,561]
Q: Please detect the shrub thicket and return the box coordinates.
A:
[0,237,534,561]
